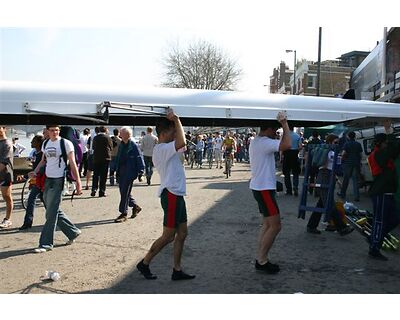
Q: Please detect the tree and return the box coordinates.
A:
[162,39,242,90]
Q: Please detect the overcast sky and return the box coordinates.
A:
[0,1,397,93]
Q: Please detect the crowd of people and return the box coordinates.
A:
[1,110,399,281]
[184,130,257,170]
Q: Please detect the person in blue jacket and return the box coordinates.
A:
[114,126,145,223]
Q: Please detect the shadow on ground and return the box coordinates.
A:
[79,179,400,294]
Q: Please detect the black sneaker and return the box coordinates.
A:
[307,227,321,234]
[146,177,151,186]
[131,205,142,218]
[19,224,32,231]
[136,259,157,279]
[171,269,196,281]
[293,190,299,196]
[339,226,354,236]
[368,250,388,261]
[255,260,280,274]
[285,191,292,196]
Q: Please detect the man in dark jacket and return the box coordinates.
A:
[367,120,400,261]
[91,126,113,197]
[114,126,145,223]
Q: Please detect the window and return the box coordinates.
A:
[307,74,317,88]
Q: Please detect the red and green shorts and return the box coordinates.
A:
[252,189,280,217]
[161,188,187,228]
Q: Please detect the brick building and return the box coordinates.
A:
[269,51,369,97]
[269,61,293,94]
[291,60,353,97]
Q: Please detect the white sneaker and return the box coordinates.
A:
[34,247,51,253]
[66,229,81,245]
[0,219,12,228]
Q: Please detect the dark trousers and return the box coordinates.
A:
[109,156,118,185]
[23,185,43,226]
[144,156,154,178]
[308,166,319,193]
[79,152,88,177]
[92,160,110,196]
[283,149,300,193]
[118,175,137,215]
[370,194,399,251]
[340,164,360,200]
[307,198,324,229]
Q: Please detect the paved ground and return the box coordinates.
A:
[1,162,399,294]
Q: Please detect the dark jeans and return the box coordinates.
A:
[118,175,137,215]
[340,164,360,200]
[370,194,399,251]
[23,185,43,226]
[79,152,88,177]
[283,150,300,193]
[109,156,117,185]
[144,156,154,178]
[92,160,110,196]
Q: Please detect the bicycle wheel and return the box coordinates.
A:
[21,179,30,210]
[225,160,229,179]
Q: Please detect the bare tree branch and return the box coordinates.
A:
[161,39,242,90]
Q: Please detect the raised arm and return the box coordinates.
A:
[166,108,186,151]
[278,112,291,152]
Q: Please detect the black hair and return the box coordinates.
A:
[113,128,119,136]
[46,124,60,129]
[32,135,45,147]
[348,131,356,139]
[155,118,175,136]
[374,133,387,147]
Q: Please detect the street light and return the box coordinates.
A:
[286,49,297,95]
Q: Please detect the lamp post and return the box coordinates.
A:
[286,49,297,95]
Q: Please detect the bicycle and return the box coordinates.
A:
[224,150,232,178]
[21,177,43,210]
[21,178,32,210]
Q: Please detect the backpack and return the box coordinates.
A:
[367,146,395,177]
[310,145,330,168]
[60,126,83,169]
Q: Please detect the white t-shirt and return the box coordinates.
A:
[214,137,223,150]
[153,141,186,197]
[80,134,89,153]
[249,136,280,190]
[42,137,74,178]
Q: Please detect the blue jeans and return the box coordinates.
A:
[196,150,203,165]
[143,156,154,178]
[39,177,80,249]
[23,185,42,226]
[340,164,360,200]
